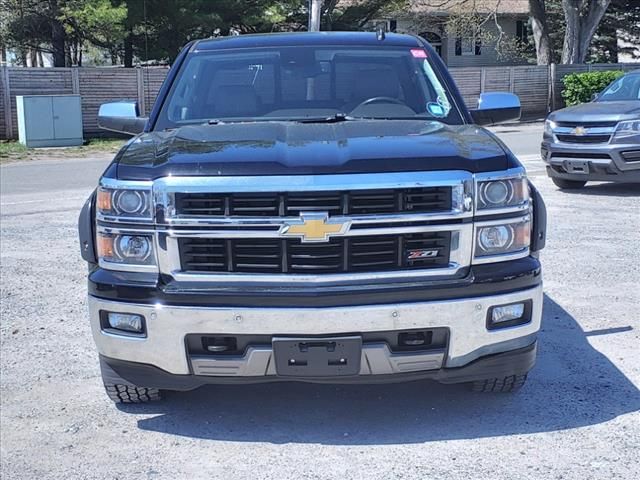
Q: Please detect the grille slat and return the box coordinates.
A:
[556,134,611,144]
[179,232,451,274]
[175,187,452,217]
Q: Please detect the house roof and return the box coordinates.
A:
[340,0,529,15]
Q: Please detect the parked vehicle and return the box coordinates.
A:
[79,32,546,403]
[542,70,640,189]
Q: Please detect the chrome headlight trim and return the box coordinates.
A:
[474,168,530,215]
[472,214,531,265]
[97,177,154,224]
[96,225,159,273]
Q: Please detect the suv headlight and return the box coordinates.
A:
[474,216,531,262]
[476,176,528,211]
[613,120,640,139]
[544,119,557,136]
[97,180,153,221]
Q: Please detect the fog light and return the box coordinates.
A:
[492,303,524,323]
[487,301,531,330]
[106,312,144,334]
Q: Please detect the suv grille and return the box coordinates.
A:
[556,134,611,144]
[175,187,452,217]
[179,232,451,274]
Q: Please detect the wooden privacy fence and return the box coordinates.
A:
[1,63,638,140]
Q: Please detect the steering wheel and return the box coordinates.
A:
[353,96,405,110]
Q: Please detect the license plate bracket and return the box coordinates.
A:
[565,160,590,174]
[272,336,362,377]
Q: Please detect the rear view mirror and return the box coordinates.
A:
[469,92,521,126]
[98,101,148,135]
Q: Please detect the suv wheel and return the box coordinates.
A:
[470,374,528,393]
[552,178,587,189]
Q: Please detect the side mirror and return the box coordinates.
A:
[98,101,148,135]
[469,92,521,126]
[591,92,600,101]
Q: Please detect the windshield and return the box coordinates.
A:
[154,45,462,129]
[598,74,640,101]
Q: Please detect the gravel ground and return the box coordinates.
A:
[1,128,639,480]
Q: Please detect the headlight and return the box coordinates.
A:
[97,232,157,270]
[544,119,557,136]
[477,176,528,211]
[474,217,531,261]
[97,184,153,221]
[614,120,640,139]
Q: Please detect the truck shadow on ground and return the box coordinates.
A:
[129,295,639,444]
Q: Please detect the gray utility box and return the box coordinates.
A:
[17,95,83,147]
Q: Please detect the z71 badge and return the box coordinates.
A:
[407,249,440,260]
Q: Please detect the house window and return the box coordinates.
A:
[420,31,442,57]
[516,20,529,44]
[455,36,481,56]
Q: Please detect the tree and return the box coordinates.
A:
[529,0,552,64]
[561,0,610,63]
[61,0,127,66]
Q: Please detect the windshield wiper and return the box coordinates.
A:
[298,113,356,124]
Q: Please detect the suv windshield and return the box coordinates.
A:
[598,74,640,101]
[154,45,462,129]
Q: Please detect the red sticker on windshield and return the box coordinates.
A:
[410,49,428,58]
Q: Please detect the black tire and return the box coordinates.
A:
[99,357,162,403]
[551,177,587,189]
[104,384,162,403]
[470,374,528,393]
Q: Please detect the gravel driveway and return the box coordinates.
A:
[1,128,639,480]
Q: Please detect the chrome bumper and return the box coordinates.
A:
[89,284,543,376]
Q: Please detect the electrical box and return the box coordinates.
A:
[16,95,83,147]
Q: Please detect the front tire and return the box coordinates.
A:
[100,357,162,403]
[104,384,161,403]
[551,177,587,189]
[470,374,528,393]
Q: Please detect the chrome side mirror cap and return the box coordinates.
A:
[469,92,521,126]
[98,101,148,135]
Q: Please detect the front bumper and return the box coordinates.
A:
[89,283,543,382]
[541,140,640,183]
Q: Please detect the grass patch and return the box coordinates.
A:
[0,141,29,162]
[0,138,127,164]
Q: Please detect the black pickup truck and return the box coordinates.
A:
[79,32,546,403]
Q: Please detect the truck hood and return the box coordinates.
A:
[549,101,640,124]
[113,120,512,180]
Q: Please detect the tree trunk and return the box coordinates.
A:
[124,32,134,68]
[561,0,610,63]
[29,48,38,67]
[529,0,553,64]
[50,0,66,67]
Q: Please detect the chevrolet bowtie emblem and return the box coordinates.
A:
[572,126,587,136]
[279,212,351,243]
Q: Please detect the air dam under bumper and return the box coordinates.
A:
[90,284,542,381]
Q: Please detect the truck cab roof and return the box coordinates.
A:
[192,31,423,51]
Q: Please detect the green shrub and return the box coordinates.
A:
[561,70,625,106]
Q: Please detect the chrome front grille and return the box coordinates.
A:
[179,232,451,274]
[174,187,452,217]
[553,123,616,145]
[152,171,475,285]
